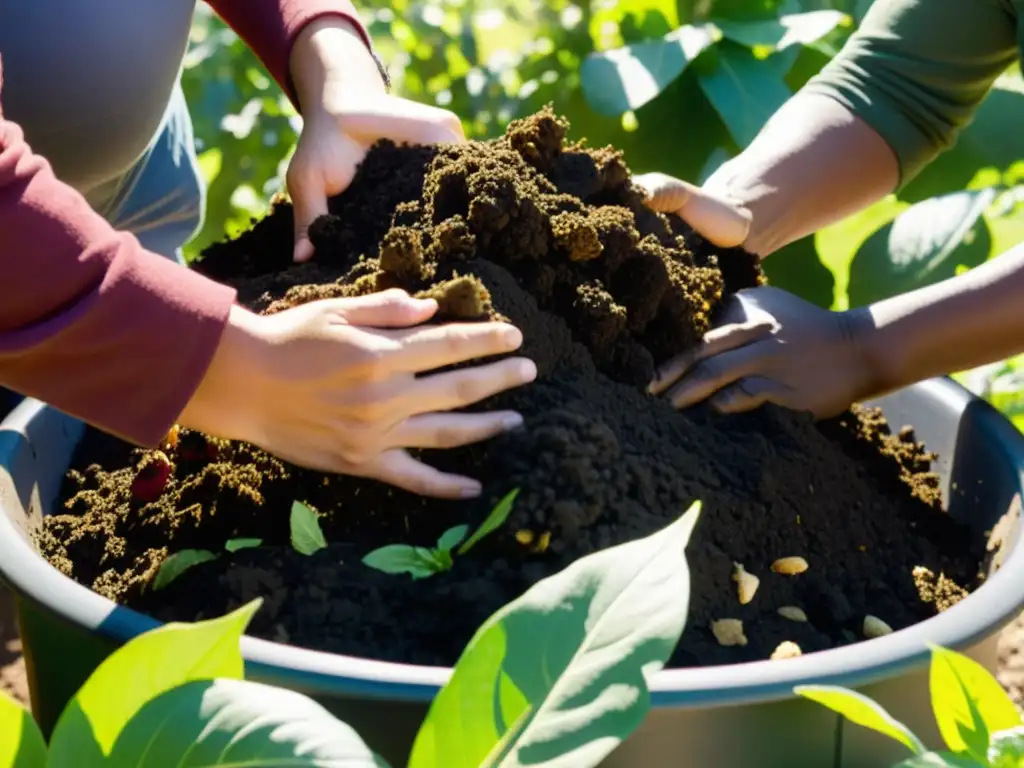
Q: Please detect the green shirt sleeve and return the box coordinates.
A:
[802,0,1019,185]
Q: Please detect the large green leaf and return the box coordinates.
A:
[715,10,850,51]
[47,600,260,764]
[847,188,996,308]
[408,501,703,768]
[989,726,1024,768]
[929,646,1021,759]
[107,678,390,767]
[580,23,721,115]
[0,692,45,768]
[696,41,794,147]
[795,685,925,755]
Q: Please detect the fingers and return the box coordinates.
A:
[287,164,331,264]
[664,342,772,409]
[709,376,788,415]
[650,320,775,394]
[413,358,537,413]
[365,449,484,499]
[395,411,523,449]
[632,171,753,248]
[343,98,466,147]
[385,321,527,373]
[336,289,439,328]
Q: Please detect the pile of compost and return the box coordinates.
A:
[39,108,982,668]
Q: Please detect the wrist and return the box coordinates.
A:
[838,305,906,402]
[178,306,269,442]
[290,16,389,115]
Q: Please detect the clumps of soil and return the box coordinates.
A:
[39,107,981,669]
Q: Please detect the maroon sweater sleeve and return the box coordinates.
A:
[0,59,238,447]
[206,0,375,104]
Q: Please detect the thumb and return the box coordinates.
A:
[634,172,752,249]
[336,289,439,328]
[289,168,330,264]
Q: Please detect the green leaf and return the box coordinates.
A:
[47,600,260,762]
[795,685,925,755]
[696,41,794,147]
[224,537,262,553]
[363,544,440,579]
[762,235,836,309]
[152,549,218,591]
[894,753,986,767]
[715,10,849,51]
[437,525,469,553]
[0,691,46,768]
[580,23,721,115]
[847,188,996,307]
[458,488,521,555]
[408,500,703,768]
[929,645,1021,759]
[290,500,328,555]
[108,677,390,766]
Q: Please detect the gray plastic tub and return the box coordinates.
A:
[2,377,1023,767]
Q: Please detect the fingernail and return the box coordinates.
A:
[502,327,524,349]
[518,360,538,382]
[460,482,482,498]
[502,413,524,430]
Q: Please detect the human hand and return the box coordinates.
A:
[287,17,465,263]
[634,171,753,248]
[179,289,537,499]
[649,286,876,418]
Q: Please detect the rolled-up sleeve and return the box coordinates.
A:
[802,0,1018,185]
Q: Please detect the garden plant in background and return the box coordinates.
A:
[799,646,1024,767]
[0,503,701,767]
[182,0,1024,417]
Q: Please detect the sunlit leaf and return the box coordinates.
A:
[715,10,849,51]
[581,23,721,115]
[847,188,996,307]
[409,501,702,768]
[108,678,390,767]
[459,488,520,554]
[0,692,46,768]
[696,41,794,147]
[929,645,1021,760]
[48,601,260,763]
[795,685,925,755]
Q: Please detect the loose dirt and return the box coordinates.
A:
[38,108,983,668]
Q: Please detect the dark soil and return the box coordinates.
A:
[39,108,983,668]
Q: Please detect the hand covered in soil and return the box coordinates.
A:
[634,171,753,248]
[287,18,466,263]
[649,286,874,418]
[179,289,537,499]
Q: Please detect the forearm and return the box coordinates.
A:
[205,0,378,107]
[0,60,237,446]
[852,243,1024,397]
[705,92,899,258]
[289,15,388,113]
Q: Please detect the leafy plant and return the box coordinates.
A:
[796,645,1023,766]
[363,487,521,578]
[290,500,328,555]
[0,501,703,767]
[151,537,264,590]
[363,524,470,579]
[457,487,520,554]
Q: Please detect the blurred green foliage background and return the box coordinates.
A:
[181,0,1024,426]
